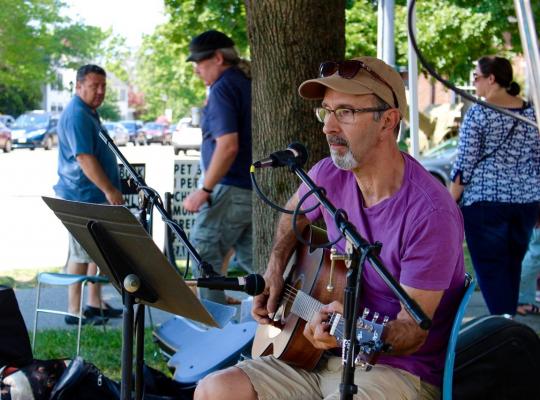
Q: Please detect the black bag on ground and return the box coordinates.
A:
[50,357,193,400]
[50,357,120,400]
[453,315,540,400]
[0,286,33,367]
[142,364,193,400]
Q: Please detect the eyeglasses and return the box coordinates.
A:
[314,106,390,124]
[473,72,486,82]
[319,60,399,109]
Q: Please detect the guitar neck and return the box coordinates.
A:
[290,288,324,323]
[288,288,361,339]
[289,286,387,344]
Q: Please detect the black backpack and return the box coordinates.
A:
[50,357,192,400]
[453,315,540,399]
[0,286,33,368]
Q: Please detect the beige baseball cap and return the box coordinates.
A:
[298,56,408,120]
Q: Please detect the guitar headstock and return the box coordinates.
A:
[328,307,390,371]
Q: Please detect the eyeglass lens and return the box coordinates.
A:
[320,61,361,79]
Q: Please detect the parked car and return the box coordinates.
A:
[118,120,143,144]
[138,122,172,145]
[419,137,459,187]
[10,110,58,150]
[172,117,202,155]
[0,121,12,153]
[103,122,130,146]
[0,115,15,128]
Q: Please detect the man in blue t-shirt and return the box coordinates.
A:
[183,30,253,304]
[54,64,123,325]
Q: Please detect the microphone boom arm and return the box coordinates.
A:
[98,128,209,272]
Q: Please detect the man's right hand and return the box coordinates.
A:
[106,187,124,205]
[252,270,284,325]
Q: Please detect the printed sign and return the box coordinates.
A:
[171,159,202,259]
[118,163,146,210]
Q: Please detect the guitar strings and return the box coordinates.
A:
[279,285,352,341]
[281,285,299,305]
[278,286,379,344]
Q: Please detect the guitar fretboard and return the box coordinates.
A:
[290,287,324,323]
[288,287,386,343]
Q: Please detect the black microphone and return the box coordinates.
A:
[196,274,265,296]
[253,142,308,169]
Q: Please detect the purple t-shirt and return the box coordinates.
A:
[297,153,465,387]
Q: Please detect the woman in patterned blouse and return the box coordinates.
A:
[450,56,540,316]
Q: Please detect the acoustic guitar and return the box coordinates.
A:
[252,226,388,370]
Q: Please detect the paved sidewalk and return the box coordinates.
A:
[463,291,540,333]
[15,285,540,334]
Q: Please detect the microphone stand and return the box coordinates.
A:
[286,160,432,400]
[98,127,215,400]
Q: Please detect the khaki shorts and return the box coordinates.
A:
[236,355,440,400]
[68,233,94,264]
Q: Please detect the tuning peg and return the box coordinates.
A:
[362,307,370,319]
[382,315,389,326]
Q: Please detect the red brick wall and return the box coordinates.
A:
[417,74,453,111]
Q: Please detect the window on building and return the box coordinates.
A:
[51,73,63,91]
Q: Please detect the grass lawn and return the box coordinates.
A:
[32,327,170,381]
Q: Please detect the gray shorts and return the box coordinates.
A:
[190,184,253,275]
[236,355,440,400]
[68,233,94,264]
[190,184,253,304]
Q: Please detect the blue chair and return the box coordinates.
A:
[153,299,257,386]
[32,272,109,356]
[442,273,476,400]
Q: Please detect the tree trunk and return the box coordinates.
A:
[246,0,346,272]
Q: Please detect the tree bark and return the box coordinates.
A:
[246,0,346,272]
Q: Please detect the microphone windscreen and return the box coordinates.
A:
[244,274,265,296]
[288,142,308,167]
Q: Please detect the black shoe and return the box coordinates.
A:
[84,303,123,319]
[64,314,108,326]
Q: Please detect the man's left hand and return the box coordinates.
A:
[183,189,210,212]
[303,301,341,350]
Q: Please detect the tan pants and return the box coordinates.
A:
[236,355,440,400]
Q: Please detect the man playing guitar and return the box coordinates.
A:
[195,56,465,399]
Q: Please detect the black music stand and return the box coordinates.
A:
[42,196,218,400]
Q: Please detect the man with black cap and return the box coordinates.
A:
[183,30,253,304]
[194,56,465,399]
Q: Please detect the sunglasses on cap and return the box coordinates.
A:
[319,60,399,109]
